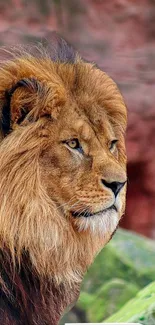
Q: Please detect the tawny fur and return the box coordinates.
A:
[0,39,127,324]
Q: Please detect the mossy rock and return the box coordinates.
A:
[78,278,139,322]
[104,281,155,324]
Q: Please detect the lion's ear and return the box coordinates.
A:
[1,77,67,137]
[1,78,45,136]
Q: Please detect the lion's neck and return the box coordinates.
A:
[0,249,80,325]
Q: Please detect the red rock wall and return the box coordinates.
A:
[0,0,155,237]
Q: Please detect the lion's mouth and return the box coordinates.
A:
[71,205,117,218]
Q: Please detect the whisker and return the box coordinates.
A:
[55,196,77,209]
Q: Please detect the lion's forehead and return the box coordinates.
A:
[59,106,116,146]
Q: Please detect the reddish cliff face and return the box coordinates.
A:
[0,0,155,237]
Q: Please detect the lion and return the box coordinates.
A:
[0,36,127,324]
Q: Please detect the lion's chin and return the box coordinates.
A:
[74,209,119,236]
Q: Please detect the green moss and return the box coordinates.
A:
[104,282,155,324]
[78,278,139,322]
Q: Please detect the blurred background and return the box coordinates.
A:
[0,1,155,323]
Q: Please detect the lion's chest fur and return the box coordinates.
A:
[0,249,80,325]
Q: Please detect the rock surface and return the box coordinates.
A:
[78,279,139,322]
[0,0,155,237]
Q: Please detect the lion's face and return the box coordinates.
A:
[39,63,127,237]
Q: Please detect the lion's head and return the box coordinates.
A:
[0,39,127,285]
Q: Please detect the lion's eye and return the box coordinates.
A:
[67,139,79,149]
[109,139,118,152]
[63,138,83,154]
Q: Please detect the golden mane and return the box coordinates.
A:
[0,37,127,324]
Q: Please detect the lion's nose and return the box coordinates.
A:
[101,179,126,197]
